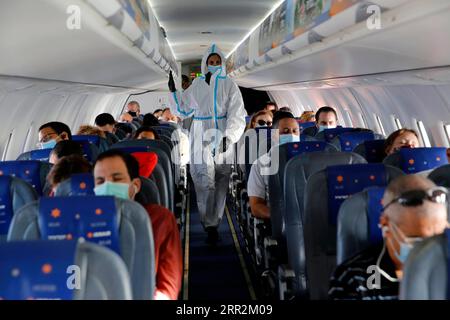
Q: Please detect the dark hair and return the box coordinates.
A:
[207,53,221,63]
[133,126,160,140]
[47,154,92,187]
[279,106,292,113]
[153,109,163,115]
[95,113,116,126]
[143,113,160,127]
[384,128,419,155]
[272,111,295,129]
[182,75,190,83]
[95,149,139,180]
[39,122,72,140]
[128,101,140,109]
[315,106,337,122]
[50,140,83,159]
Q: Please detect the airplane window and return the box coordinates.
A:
[392,116,402,130]
[374,114,386,136]
[417,120,432,147]
[345,110,354,127]
[1,130,14,161]
[358,112,367,128]
[443,124,450,145]
[22,123,34,153]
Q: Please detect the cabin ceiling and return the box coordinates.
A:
[148,0,278,63]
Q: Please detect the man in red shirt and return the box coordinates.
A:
[93,149,182,300]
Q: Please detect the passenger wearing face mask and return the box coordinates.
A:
[302,106,339,137]
[247,112,300,220]
[38,121,72,150]
[168,44,247,245]
[93,149,182,300]
[125,101,144,123]
[329,175,448,300]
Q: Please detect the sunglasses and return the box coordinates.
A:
[257,120,272,126]
[382,187,448,212]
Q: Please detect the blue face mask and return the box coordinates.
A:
[389,223,422,264]
[208,65,222,74]
[40,139,57,150]
[318,125,335,132]
[94,181,130,200]
[279,134,300,145]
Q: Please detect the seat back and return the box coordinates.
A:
[337,187,386,264]
[73,135,110,153]
[17,148,53,162]
[428,164,450,188]
[268,142,338,242]
[0,240,132,300]
[54,173,95,197]
[113,145,173,211]
[383,147,449,174]
[400,230,450,300]
[0,176,38,241]
[302,163,403,299]
[353,139,386,163]
[0,161,52,196]
[282,152,367,296]
[332,132,383,152]
[298,121,316,133]
[135,176,161,206]
[315,127,373,142]
[7,196,155,300]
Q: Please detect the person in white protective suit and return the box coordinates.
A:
[168,44,247,245]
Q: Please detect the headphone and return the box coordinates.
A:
[381,225,389,237]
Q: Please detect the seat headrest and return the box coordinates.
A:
[0,240,78,300]
[131,152,158,178]
[30,149,52,162]
[72,135,100,146]
[320,127,359,142]
[54,173,95,197]
[327,164,387,225]
[338,132,376,152]
[298,121,316,132]
[366,187,385,244]
[0,176,13,236]
[38,196,120,254]
[354,139,386,163]
[285,141,333,159]
[0,161,46,195]
[385,147,448,174]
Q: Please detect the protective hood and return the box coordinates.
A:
[201,44,227,77]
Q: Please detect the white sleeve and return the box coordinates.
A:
[168,84,197,120]
[247,159,267,199]
[224,81,247,144]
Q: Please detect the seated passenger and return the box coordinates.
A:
[153,109,164,119]
[248,112,300,220]
[119,112,134,123]
[264,101,278,113]
[279,106,293,113]
[38,121,72,149]
[133,127,160,140]
[125,101,144,122]
[384,128,420,156]
[95,113,125,142]
[143,113,160,127]
[302,106,338,136]
[93,150,182,300]
[47,154,92,195]
[77,125,106,139]
[246,110,273,130]
[49,140,84,165]
[328,175,448,300]
[160,108,180,124]
[299,110,316,123]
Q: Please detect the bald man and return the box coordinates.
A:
[329,175,448,300]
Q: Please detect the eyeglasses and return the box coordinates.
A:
[38,132,58,143]
[257,120,272,127]
[382,187,448,212]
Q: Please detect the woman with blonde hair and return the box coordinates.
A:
[77,125,106,138]
[247,110,273,130]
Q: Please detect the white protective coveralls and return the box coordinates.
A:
[169,44,247,228]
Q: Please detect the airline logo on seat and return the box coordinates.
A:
[51,209,61,219]
[337,175,344,183]
[79,182,86,190]
[25,170,30,176]
[95,208,103,216]
[408,159,415,165]
[41,264,52,275]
